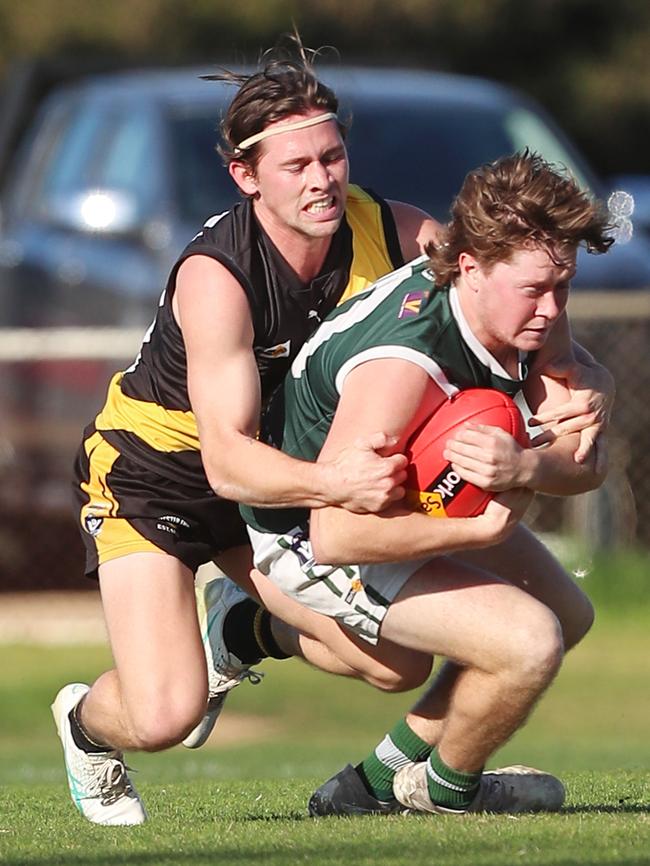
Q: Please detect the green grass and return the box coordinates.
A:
[1,774,649,866]
[1,774,650,866]
[1,609,650,865]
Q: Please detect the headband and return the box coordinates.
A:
[234,112,338,153]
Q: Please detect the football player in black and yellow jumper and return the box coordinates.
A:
[51,41,614,825]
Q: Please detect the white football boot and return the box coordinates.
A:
[394,762,565,814]
[51,683,146,825]
[183,577,263,749]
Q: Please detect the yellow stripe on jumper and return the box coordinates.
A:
[96,373,201,453]
[338,185,394,305]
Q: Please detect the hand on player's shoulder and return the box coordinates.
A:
[324,432,408,513]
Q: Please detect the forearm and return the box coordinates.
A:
[517,434,607,495]
[311,505,495,565]
[203,432,331,508]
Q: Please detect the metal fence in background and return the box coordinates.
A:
[0,292,649,591]
[551,291,650,548]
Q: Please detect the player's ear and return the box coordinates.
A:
[229,160,259,197]
[458,252,481,291]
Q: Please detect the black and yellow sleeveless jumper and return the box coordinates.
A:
[74,185,405,575]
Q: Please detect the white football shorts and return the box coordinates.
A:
[247,525,429,644]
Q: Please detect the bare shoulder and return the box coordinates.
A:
[177,254,243,296]
[174,254,252,342]
[175,254,250,313]
[387,200,443,260]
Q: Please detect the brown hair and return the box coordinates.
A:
[203,35,346,173]
[427,150,614,286]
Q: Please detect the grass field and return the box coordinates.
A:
[1,585,650,865]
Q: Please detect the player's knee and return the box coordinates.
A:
[501,604,564,691]
[508,608,565,689]
[363,654,433,693]
[128,690,208,751]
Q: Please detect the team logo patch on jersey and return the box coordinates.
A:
[259,340,291,359]
[84,515,104,537]
[398,290,430,319]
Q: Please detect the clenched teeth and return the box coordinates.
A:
[305,197,334,214]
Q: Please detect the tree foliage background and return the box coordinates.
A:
[0,0,648,176]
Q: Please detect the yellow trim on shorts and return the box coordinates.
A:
[80,432,121,518]
[93,522,163,567]
[96,373,201,453]
[79,432,162,566]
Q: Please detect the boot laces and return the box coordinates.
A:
[208,667,264,702]
[86,752,134,805]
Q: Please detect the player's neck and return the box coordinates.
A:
[489,346,520,378]
[277,237,332,283]
[454,283,519,377]
[253,208,333,283]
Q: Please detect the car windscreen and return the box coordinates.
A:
[168,109,239,224]
[343,100,593,221]
[167,99,595,227]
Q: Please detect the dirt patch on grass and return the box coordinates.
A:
[0,591,283,745]
[199,713,284,747]
[0,590,106,644]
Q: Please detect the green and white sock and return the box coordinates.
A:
[358,718,432,802]
[426,748,482,811]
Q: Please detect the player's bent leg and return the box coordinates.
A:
[455,524,594,651]
[51,552,205,825]
[220,546,433,691]
[83,552,208,751]
[312,558,565,817]
[184,591,431,752]
[185,546,433,750]
[384,559,564,815]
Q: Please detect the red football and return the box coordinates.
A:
[405,387,529,518]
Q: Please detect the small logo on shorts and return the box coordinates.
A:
[344,577,363,605]
[84,515,104,537]
[259,340,291,359]
[156,514,190,536]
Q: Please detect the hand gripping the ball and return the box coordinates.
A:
[443,422,528,492]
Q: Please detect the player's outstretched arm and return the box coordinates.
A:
[309,358,531,565]
[174,256,405,513]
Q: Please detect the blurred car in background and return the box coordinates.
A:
[1,65,649,332]
[0,65,647,585]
